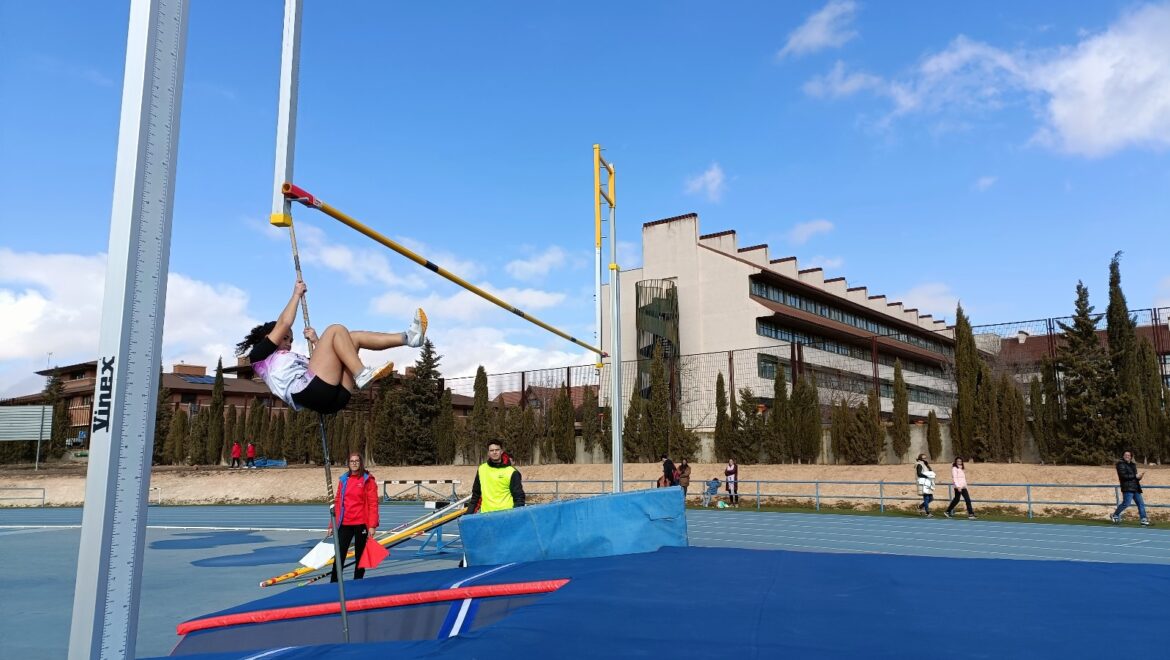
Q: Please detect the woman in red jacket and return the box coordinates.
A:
[330,452,380,582]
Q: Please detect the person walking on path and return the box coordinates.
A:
[660,455,679,488]
[467,440,526,514]
[329,452,380,582]
[230,441,241,469]
[944,457,976,519]
[724,458,739,506]
[678,458,692,495]
[246,441,256,468]
[915,454,936,518]
[1111,450,1150,526]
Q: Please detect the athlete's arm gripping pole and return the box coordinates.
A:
[282,182,606,357]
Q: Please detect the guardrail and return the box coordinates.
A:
[515,479,1168,519]
[0,487,46,507]
[383,480,460,502]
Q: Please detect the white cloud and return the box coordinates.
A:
[1027,3,1170,156]
[434,327,592,385]
[32,54,115,88]
[804,255,844,270]
[0,248,260,396]
[1156,276,1170,309]
[803,3,1170,157]
[777,0,859,59]
[506,246,568,281]
[894,282,958,320]
[684,163,726,202]
[370,284,566,324]
[974,175,998,191]
[787,219,835,245]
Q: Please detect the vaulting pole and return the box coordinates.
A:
[267,0,349,641]
[282,182,606,358]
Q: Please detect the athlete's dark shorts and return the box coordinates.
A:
[291,376,351,415]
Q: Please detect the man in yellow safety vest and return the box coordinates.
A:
[467,440,526,514]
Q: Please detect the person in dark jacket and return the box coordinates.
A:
[467,440,525,514]
[329,452,380,582]
[660,455,678,488]
[1111,450,1149,526]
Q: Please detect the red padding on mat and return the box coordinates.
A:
[177,579,569,636]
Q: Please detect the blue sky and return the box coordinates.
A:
[2,1,1169,397]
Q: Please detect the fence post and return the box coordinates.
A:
[815,481,821,512]
[555,480,560,502]
[756,480,761,511]
[1114,486,1120,508]
[1026,485,1033,519]
[879,480,884,513]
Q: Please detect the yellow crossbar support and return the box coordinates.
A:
[282,182,605,356]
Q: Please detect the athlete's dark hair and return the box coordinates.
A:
[235,321,277,358]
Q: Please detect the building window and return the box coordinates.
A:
[755,320,945,379]
[750,280,953,358]
[758,354,778,380]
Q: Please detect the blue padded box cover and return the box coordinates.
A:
[459,487,688,566]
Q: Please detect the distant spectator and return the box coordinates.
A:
[230,441,241,469]
[1111,450,1150,526]
[944,457,976,519]
[724,458,739,506]
[660,455,678,488]
[246,442,256,468]
[678,458,692,495]
[702,477,720,507]
[915,454,936,518]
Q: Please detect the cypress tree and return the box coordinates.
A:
[434,389,457,464]
[842,401,871,465]
[1040,358,1065,462]
[891,360,911,460]
[622,385,643,462]
[973,363,996,461]
[713,373,731,461]
[551,385,576,463]
[736,387,764,462]
[1105,252,1144,458]
[865,387,884,464]
[926,410,941,461]
[766,362,791,463]
[952,304,980,459]
[645,344,671,459]
[467,366,492,464]
[1057,282,1117,464]
[791,377,823,463]
[517,405,538,464]
[402,339,443,464]
[234,402,248,458]
[1136,338,1167,463]
[187,407,210,464]
[153,372,172,465]
[270,410,286,461]
[1028,376,1051,462]
[43,376,71,459]
[166,408,189,465]
[581,386,601,456]
[208,359,226,465]
[829,397,848,464]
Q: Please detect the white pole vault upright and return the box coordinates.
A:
[594,145,623,492]
[69,0,189,658]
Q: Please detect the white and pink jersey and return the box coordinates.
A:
[249,337,312,410]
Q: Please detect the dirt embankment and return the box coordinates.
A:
[2,462,1165,519]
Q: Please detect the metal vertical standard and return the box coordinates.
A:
[69,1,189,657]
[595,144,622,492]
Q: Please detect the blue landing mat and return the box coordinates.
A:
[162,545,1170,658]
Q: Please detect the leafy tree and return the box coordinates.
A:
[208,359,226,465]
[891,360,911,460]
[434,389,457,464]
[926,410,941,461]
[713,373,732,461]
[166,408,189,464]
[766,363,791,463]
[467,366,492,464]
[1057,282,1118,464]
[551,385,576,463]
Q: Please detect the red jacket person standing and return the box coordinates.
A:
[330,452,380,581]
